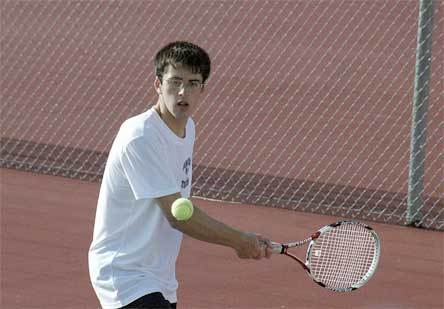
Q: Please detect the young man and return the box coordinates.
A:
[88,41,273,309]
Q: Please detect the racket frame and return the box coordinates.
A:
[272,220,381,292]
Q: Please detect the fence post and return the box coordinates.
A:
[407,0,435,226]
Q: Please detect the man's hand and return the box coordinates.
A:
[235,233,273,260]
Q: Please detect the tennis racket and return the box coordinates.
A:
[271,220,380,292]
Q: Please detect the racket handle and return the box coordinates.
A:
[260,241,284,254]
[271,242,284,254]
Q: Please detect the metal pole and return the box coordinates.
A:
[407,0,435,226]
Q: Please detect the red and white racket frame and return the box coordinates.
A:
[271,220,381,292]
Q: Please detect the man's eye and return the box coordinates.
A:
[190,81,201,88]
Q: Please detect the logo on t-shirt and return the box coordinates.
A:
[183,158,191,175]
[181,158,191,189]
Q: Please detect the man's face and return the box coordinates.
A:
[155,64,205,121]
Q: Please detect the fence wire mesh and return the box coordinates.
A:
[1,0,442,229]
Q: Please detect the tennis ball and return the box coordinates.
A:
[171,198,194,221]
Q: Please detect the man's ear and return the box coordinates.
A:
[154,76,162,94]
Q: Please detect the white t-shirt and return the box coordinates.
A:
[88,108,194,309]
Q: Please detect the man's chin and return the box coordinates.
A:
[173,109,191,120]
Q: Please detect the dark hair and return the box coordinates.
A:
[155,41,211,83]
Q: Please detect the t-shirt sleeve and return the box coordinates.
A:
[120,136,180,200]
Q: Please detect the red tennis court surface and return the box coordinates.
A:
[2,168,443,308]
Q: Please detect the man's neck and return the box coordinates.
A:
[153,105,187,138]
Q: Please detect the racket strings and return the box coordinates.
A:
[309,224,377,290]
[320,227,374,287]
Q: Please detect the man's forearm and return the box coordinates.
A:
[156,194,269,259]
[171,205,247,249]
[156,194,248,250]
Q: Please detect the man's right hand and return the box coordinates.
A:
[235,233,273,260]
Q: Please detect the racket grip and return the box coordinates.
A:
[259,241,284,254]
[271,242,284,254]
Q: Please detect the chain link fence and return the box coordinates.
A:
[1,0,442,229]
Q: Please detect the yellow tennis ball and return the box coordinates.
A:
[171,198,194,221]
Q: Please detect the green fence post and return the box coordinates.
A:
[407,0,435,226]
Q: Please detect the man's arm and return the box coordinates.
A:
[156,193,272,259]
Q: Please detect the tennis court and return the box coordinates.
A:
[1,0,443,308]
[2,168,443,308]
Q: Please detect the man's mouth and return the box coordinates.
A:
[177,101,189,107]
